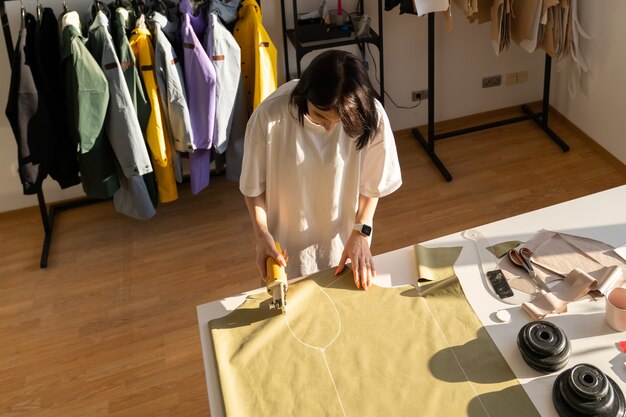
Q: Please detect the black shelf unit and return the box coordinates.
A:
[279,0,385,105]
[413,13,569,181]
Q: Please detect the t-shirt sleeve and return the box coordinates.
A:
[359,102,402,198]
[239,108,267,197]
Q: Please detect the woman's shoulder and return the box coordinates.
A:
[256,80,299,113]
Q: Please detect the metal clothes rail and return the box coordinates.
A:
[1,0,115,268]
[413,13,569,182]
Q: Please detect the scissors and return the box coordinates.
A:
[508,248,551,292]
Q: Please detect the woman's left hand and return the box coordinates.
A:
[335,231,376,290]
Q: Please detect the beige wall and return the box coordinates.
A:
[0,0,607,212]
[551,0,626,165]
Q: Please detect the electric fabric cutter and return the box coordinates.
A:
[265,242,288,314]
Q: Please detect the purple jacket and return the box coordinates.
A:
[180,0,217,194]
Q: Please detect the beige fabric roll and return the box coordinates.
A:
[209,246,539,417]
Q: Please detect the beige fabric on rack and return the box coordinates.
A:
[209,246,540,417]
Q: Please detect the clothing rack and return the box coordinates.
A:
[2,0,245,268]
[413,13,570,182]
[1,0,105,268]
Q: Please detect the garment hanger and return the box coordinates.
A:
[63,1,69,13]
[152,0,167,16]
[35,0,42,23]
[19,0,25,29]
[92,0,111,19]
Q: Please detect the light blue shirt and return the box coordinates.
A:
[87,11,152,178]
[204,12,241,154]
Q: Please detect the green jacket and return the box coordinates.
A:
[60,13,119,199]
[111,8,151,135]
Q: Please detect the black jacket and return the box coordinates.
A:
[5,14,53,194]
[33,8,80,189]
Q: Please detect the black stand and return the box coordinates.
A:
[280,0,385,105]
[413,13,569,182]
[1,0,102,268]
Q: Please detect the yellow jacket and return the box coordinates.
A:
[129,27,178,203]
[234,0,277,115]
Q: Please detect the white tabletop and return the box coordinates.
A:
[197,184,626,417]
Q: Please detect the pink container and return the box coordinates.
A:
[606,287,626,331]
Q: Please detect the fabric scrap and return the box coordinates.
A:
[501,230,626,295]
[522,268,597,320]
[487,240,523,259]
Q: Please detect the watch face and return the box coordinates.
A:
[361,225,372,236]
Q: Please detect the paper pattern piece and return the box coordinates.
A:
[490,0,513,55]
[413,0,450,17]
[449,0,590,90]
[557,0,591,97]
[453,0,492,24]
[209,251,540,417]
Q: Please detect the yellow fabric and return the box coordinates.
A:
[234,0,277,115]
[129,27,178,203]
[209,247,540,417]
[414,244,464,295]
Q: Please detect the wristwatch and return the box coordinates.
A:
[353,223,372,237]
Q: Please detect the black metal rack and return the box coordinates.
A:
[1,0,103,268]
[279,0,385,104]
[413,13,569,182]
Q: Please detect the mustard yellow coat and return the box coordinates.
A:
[234,0,277,115]
[129,27,178,203]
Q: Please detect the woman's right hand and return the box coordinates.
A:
[255,232,287,281]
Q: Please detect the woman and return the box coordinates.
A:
[240,50,402,290]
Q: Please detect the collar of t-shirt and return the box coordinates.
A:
[304,114,340,133]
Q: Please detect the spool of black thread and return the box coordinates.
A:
[553,363,626,417]
[517,320,571,373]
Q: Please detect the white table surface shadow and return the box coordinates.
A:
[197,185,626,417]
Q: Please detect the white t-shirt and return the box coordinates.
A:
[239,80,402,279]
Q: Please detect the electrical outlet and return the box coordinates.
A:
[505,73,517,85]
[412,89,429,101]
[517,71,528,84]
[482,75,502,88]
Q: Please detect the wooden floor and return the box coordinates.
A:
[1,106,626,416]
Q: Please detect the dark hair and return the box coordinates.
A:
[290,50,379,151]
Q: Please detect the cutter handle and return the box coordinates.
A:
[265,242,287,289]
